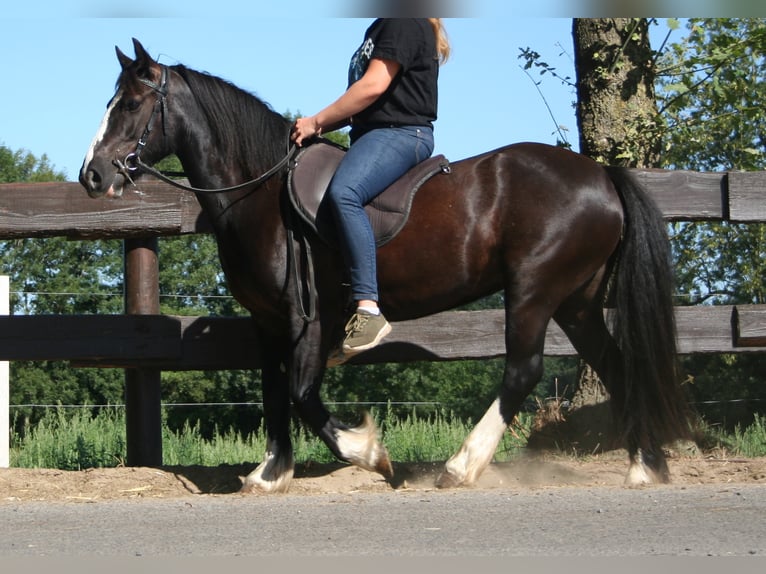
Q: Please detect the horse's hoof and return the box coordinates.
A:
[374,445,394,480]
[336,411,394,480]
[238,479,266,495]
[624,449,670,486]
[435,470,463,489]
[239,458,294,494]
[239,475,292,494]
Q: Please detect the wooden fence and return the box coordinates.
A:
[0,170,765,466]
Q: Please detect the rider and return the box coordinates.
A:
[291,18,450,360]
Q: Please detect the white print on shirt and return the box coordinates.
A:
[348,37,375,85]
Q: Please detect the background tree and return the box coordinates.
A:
[655,18,766,428]
[0,147,63,184]
[528,18,766,438]
[536,18,666,453]
[0,144,124,431]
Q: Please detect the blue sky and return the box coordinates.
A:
[0,10,687,181]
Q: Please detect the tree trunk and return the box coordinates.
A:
[574,18,660,168]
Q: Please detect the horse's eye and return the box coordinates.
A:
[124,99,141,112]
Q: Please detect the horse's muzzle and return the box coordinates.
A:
[79,163,124,198]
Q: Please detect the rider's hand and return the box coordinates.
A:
[291,116,321,147]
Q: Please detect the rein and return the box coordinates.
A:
[129,148,296,195]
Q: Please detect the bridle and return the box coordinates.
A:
[114,64,296,195]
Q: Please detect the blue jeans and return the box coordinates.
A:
[325,125,434,303]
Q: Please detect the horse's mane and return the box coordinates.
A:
[171,64,291,174]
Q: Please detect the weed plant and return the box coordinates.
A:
[11,407,126,470]
[8,405,766,470]
[701,413,766,458]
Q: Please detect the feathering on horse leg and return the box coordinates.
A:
[240,444,295,494]
[241,351,295,494]
[287,330,393,480]
[625,442,671,485]
[294,404,393,480]
[436,398,507,488]
[623,416,672,485]
[437,347,544,488]
[334,411,393,479]
[293,390,393,479]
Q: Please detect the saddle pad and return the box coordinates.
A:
[287,139,450,247]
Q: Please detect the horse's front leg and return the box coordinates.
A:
[290,320,394,480]
[240,334,295,494]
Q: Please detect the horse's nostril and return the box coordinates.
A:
[87,170,101,189]
[80,168,103,194]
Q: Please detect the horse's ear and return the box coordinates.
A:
[129,38,162,84]
[131,38,156,66]
[116,46,133,70]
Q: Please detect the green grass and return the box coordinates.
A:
[700,413,766,458]
[379,407,531,463]
[9,406,766,470]
[11,407,127,470]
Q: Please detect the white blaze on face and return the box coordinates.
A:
[81,90,122,177]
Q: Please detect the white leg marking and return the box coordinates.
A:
[240,442,294,494]
[80,91,122,178]
[438,398,508,488]
[335,412,393,478]
[624,449,661,486]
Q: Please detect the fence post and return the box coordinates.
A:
[124,238,162,467]
[0,276,8,468]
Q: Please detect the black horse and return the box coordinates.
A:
[80,39,690,493]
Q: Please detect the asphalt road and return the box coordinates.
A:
[1,484,764,557]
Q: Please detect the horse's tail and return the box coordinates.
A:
[604,166,692,449]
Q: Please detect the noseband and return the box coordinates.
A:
[114,65,295,195]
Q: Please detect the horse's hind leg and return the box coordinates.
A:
[437,315,547,488]
[436,397,508,488]
[555,303,671,485]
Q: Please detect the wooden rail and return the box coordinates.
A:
[0,305,763,370]
[0,169,764,241]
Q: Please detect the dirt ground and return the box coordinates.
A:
[2,450,765,503]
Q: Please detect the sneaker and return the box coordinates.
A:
[341,310,392,354]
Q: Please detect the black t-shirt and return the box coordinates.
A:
[348,18,438,129]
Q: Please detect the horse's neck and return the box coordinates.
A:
[187,158,285,251]
[192,179,281,230]
[171,89,289,234]
[176,146,280,221]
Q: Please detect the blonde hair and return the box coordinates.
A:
[428,18,450,65]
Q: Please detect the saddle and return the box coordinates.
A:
[287,138,451,247]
